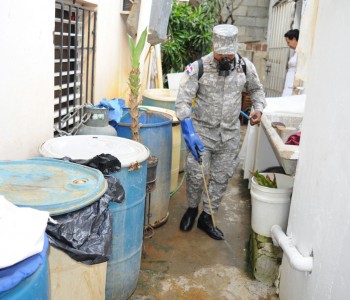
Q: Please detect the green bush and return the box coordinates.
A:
[161,0,218,80]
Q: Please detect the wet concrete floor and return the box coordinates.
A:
[130,126,279,300]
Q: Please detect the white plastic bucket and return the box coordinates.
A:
[250,173,294,237]
[167,72,184,97]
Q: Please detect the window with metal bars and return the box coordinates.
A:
[54,1,96,135]
[122,0,132,12]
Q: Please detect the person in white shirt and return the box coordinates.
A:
[282,29,299,96]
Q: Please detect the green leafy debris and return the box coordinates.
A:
[251,170,277,188]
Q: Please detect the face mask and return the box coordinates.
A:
[218,57,233,77]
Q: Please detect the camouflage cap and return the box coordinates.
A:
[212,24,238,55]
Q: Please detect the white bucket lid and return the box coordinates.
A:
[39,135,150,168]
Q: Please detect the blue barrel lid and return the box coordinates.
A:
[39,135,150,168]
[0,158,108,216]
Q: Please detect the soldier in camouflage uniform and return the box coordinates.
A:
[175,24,266,240]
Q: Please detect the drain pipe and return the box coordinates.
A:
[271,225,313,272]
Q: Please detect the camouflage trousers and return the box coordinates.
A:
[184,136,240,214]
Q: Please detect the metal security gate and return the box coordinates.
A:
[54,1,97,135]
[264,0,296,97]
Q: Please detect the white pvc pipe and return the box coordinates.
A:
[271,225,313,272]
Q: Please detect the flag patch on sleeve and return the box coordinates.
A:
[185,64,193,75]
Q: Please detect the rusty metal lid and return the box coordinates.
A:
[0,158,108,216]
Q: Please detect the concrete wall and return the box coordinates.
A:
[94,0,131,101]
[0,0,148,160]
[279,1,350,299]
[218,0,270,84]
[219,0,269,43]
[239,43,267,84]
[0,0,55,160]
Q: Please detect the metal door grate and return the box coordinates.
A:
[264,0,296,97]
[54,1,96,135]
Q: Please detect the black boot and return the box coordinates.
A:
[180,207,198,231]
[197,211,224,240]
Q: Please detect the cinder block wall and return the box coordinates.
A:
[219,0,269,84]
[219,0,269,43]
[239,43,268,84]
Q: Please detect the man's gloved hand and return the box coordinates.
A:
[180,118,204,161]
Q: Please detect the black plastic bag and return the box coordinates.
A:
[62,153,125,203]
[63,153,121,175]
[104,175,125,203]
[46,157,125,265]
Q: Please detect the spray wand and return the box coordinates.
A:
[240,110,258,121]
[240,110,250,120]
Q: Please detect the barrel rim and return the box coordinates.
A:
[39,135,150,169]
[142,88,176,101]
[0,158,108,215]
[251,172,294,193]
[119,110,173,127]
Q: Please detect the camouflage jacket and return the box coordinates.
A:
[175,52,266,143]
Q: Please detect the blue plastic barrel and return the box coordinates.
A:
[106,163,147,300]
[39,135,150,300]
[0,235,49,300]
[142,89,187,172]
[117,109,173,228]
[0,158,108,215]
[0,158,108,300]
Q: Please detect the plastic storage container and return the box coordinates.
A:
[167,72,184,97]
[142,88,187,172]
[139,106,180,193]
[39,136,150,300]
[0,234,49,300]
[0,158,108,300]
[117,109,172,228]
[250,173,294,237]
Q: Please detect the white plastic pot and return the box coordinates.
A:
[250,173,294,237]
[167,72,184,97]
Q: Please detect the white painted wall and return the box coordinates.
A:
[94,0,131,101]
[94,0,155,103]
[0,0,55,160]
[279,1,350,299]
[0,0,152,160]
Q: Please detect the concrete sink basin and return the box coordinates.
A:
[261,112,303,175]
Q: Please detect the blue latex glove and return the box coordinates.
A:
[180,118,204,161]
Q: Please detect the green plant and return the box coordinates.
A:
[251,170,277,188]
[161,0,218,78]
[128,27,148,142]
